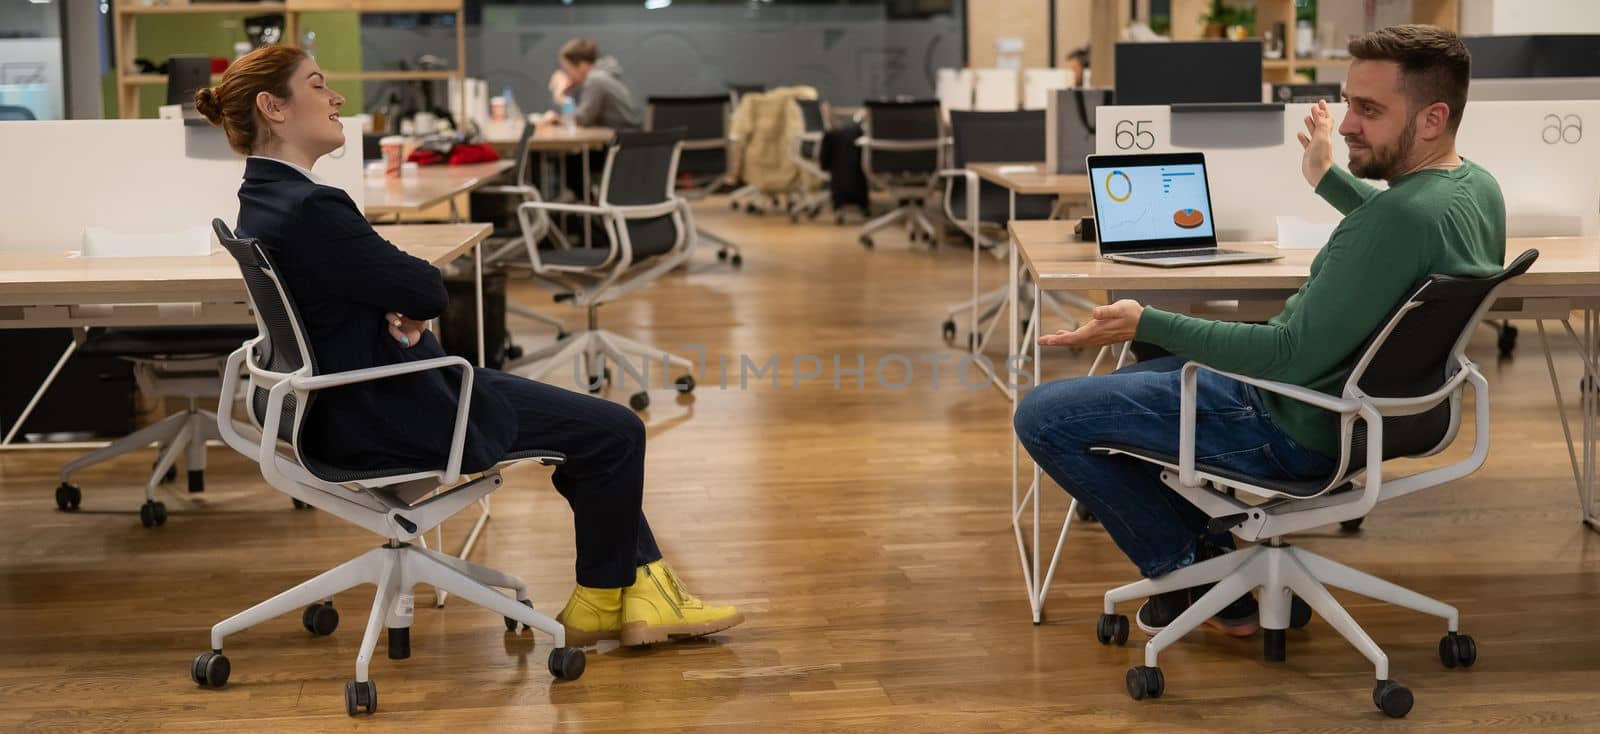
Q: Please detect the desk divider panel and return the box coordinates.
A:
[0,118,364,253]
[1094,101,1600,242]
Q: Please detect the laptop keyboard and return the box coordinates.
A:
[1117,248,1252,260]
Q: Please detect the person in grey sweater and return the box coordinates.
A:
[543,38,642,131]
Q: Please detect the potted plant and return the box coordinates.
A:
[1201,1,1255,40]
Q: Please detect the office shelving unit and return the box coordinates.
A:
[113,0,466,118]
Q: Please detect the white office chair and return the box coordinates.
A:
[1089,250,1537,718]
[973,68,1021,111]
[786,97,832,222]
[1023,68,1073,110]
[195,220,584,717]
[508,130,699,412]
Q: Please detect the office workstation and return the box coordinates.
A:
[5,1,1600,730]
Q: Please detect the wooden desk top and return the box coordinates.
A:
[969,163,1090,197]
[0,224,491,307]
[481,120,615,151]
[1010,219,1600,294]
[363,161,515,216]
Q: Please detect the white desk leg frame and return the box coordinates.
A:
[1538,313,1600,533]
[435,199,493,606]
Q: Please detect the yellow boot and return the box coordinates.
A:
[556,585,623,647]
[621,560,744,646]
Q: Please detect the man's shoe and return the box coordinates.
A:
[556,585,623,647]
[620,560,744,646]
[1136,585,1259,638]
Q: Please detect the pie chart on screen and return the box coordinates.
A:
[1173,208,1205,229]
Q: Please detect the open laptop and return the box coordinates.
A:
[1086,152,1281,267]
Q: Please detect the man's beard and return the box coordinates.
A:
[1347,115,1416,180]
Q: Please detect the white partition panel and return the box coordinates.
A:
[973,68,1020,111]
[0,118,364,253]
[1023,68,1072,110]
[1095,101,1600,241]
[936,68,974,115]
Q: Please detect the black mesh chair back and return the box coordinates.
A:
[600,129,685,259]
[863,99,941,173]
[646,95,728,179]
[949,110,1045,167]
[948,110,1053,222]
[212,218,316,444]
[796,98,826,159]
[1342,249,1539,466]
[0,105,35,121]
[511,121,538,186]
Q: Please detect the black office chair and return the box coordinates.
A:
[52,323,256,526]
[1090,250,1538,717]
[197,220,582,716]
[858,98,943,249]
[786,97,832,222]
[938,110,1085,350]
[510,129,699,411]
[646,94,744,266]
[0,105,36,121]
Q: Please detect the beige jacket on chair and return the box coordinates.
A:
[730,85,817,194]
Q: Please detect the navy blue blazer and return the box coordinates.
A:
[235,157,516,474]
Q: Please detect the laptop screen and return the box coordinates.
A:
[1087,152,1218,253]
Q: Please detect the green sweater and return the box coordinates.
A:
[1134,160,1506,457]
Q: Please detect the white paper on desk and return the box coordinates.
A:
[82,226,212,257]
[1275,216,1337,250]
[998,164,1039,174]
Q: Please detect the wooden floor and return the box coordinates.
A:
[4,200,1600,732]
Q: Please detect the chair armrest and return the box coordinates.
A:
[1177,362,1359,489]
[476,184,537,196]
[518,201,611,217]
[856,136,941,152]
[681,138,727,151]
[288,355,475,484]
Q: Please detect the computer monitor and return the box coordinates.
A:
[1272,83,1341,103]
[166,55,212,108]
[1465,35,1600,79]
[1115,41,1263,106]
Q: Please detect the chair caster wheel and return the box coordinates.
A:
[587,367,612,394]
[941,320,957,343]
[1439,632,1477,669]
[55,482,81,511]
[1372,679,1412,718]
[549,646,586,680]
[505,344,525,360]
[1126,665,1164,700]
[1095,613,1129,645]
[1290,595,1313,629]
[745,204,760,215]
[1340,516,1365,532]
[717,249,729,262]
[835,214,845,225]
[556,329,569,341]
[729,201,738,210]
[1074,503,1097,523]
[188,470,205,493]
[140,500,167,528]
[345,679,377,716]
[675,374,696,393]
[859,235,873,248]
[731,254,743,267]
[191,651,230,688]
[293,498,311,509]
[629,392,650,411]
[505,599,533,632]
[303,602,338,636]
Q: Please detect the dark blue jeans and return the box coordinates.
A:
[1014,356,1335,578]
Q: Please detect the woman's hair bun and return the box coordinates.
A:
[193,86,223,125]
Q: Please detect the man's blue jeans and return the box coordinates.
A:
[1014,356,1336,578]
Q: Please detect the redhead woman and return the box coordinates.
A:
[197,45,741,647]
